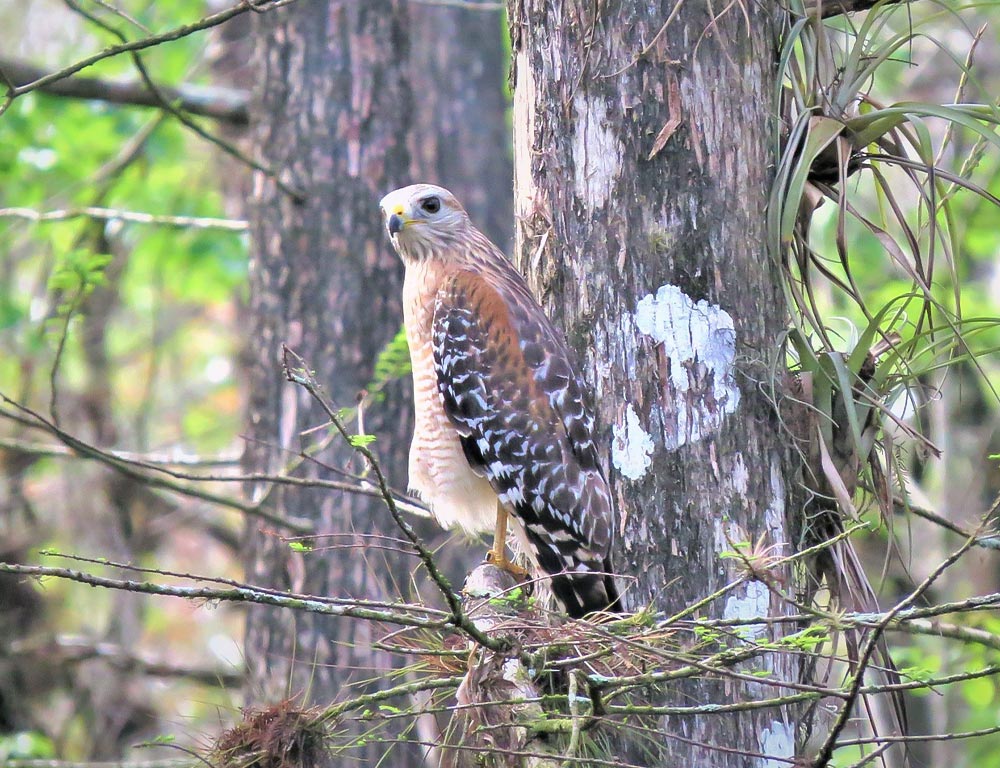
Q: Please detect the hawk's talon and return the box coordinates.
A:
[485,548,530,579]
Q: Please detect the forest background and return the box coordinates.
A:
[1,1,999,767]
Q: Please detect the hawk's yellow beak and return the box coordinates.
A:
[388,212,406,235]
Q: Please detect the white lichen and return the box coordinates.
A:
[572,93,622,209]
[764,458,787,542]
[722,580,769,641]
[759,720,795,768]
[731,451,749,495]
[612,404,655,481]
[634,283,740,449]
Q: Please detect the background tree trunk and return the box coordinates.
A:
[243,2,510,765]
[509,1,803,764]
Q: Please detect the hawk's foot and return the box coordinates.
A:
[485,548,530,579]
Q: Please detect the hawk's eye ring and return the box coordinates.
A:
[421,196,441,214]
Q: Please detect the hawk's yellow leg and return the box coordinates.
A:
[485,503,529,578]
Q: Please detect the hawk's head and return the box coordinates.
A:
[379,184,469,261]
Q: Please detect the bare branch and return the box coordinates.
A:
[1,0,293,103]
[0,431,430,520]
[812,534,979,767]
[0,57,248,125]
[0,205,248,230]
[7,634,244,687]
[60,0,304,202]
[0,394,313,533]
[0,561,446,630]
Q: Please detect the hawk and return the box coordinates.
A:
[379,184,619,618]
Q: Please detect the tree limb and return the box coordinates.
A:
[6,635,244,687]
[0,0,294,105]
[0,561,446,629]
[0,57,248,125]
[0,205,249,230]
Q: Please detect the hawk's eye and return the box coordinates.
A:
[421,196,441,214]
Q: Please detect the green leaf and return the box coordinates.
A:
[349,433,377,448]
[366,325,411,403]
[779,116,846,245]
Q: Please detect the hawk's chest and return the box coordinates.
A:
[401,262,496,533]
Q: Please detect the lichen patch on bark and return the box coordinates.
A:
[634,283,740,449]
[722,580,770,641]
[758,720,795,767]
[612,403,655,481]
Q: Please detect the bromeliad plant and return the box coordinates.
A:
[772,0,1000,756]
[773,0,1000,529]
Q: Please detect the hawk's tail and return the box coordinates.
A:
[549,556,620,619]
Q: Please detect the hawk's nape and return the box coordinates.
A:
[379,183,620,618]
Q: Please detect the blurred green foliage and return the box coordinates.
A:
[0,0,998,765]
[777,4,1000,765]
[0,0,248,757]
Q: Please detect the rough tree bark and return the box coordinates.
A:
[244,2,510,765]
[509,1,803,765]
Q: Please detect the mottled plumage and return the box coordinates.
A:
[379,183,618,617]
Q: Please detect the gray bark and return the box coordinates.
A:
[244,2,510,765]
[509,1,803,765]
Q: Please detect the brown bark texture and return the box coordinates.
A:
[243,2,510,765]
[509,1,802,765]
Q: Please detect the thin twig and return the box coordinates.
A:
[60,0,304,202]
[811,534,978,767]
[3,0,291,101]
[0,432,431,519]
[0,394,313,533]
[281,346,507,652]
[6,635,244,687]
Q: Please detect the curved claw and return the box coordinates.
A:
[485,547,530,579]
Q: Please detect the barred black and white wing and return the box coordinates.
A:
[431,267,619,618]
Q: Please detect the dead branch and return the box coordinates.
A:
[811,533,978,767]
[0,57,248,125]
[0,395,313,533]
[0,561,446,630]
[60,0,303,202]
[6,634,243,687]
[0,205,248,230]
[0,0,294,106]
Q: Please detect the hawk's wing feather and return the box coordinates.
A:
[432,268,618,617]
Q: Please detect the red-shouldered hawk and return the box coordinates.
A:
[379,183,619,618]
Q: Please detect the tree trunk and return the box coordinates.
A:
[244,2,510,765]
[509,1,802,764]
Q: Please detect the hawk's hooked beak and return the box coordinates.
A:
[388,213,405,235]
